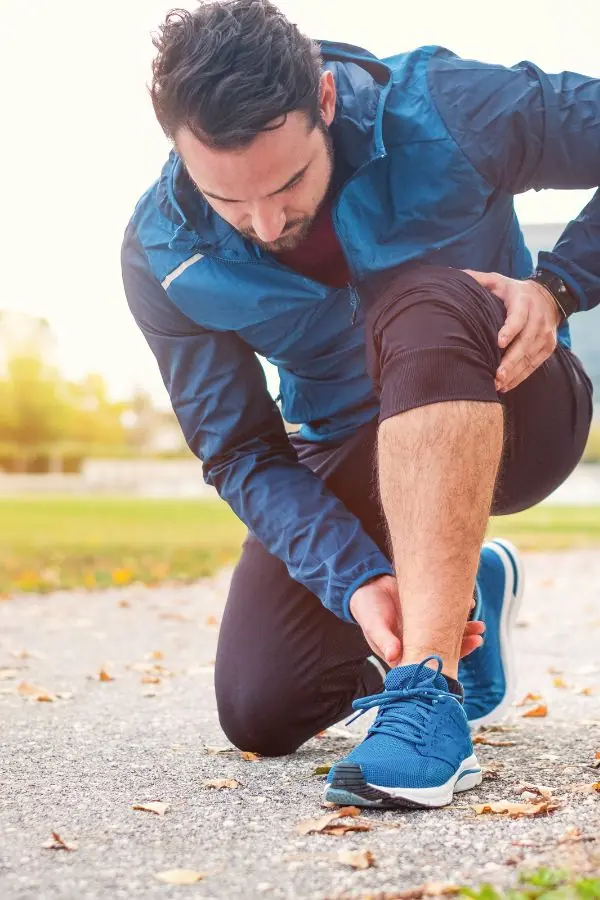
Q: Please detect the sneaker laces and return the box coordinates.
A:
[346,655,458,746]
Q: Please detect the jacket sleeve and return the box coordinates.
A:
[428,51,600,311]
[121,224,393,621]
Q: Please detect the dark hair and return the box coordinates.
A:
[150,0,323,149]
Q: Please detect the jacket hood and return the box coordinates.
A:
[154,40,392,258]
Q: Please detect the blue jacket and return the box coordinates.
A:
[122,41,600,622]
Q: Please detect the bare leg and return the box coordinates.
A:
[378,399,503,679]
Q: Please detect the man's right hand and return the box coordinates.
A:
[349,575,485,668]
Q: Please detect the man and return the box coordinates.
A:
[122,0,596,809]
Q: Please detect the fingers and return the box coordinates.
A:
[496,333,556,392]
[365,621,402,667]
[460,633,484,658]
[498,303,529,350]
[462,269,501,291]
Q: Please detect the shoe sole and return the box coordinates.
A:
[467,538,525,728]
[324,753,482,810]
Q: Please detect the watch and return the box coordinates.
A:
[531,268,578,323]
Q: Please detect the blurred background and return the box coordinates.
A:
[1,0,599,595]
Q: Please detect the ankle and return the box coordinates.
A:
[401,649,459,680]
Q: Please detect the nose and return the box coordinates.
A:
[250,202,286,244]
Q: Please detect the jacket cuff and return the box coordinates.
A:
[340,563,395,624]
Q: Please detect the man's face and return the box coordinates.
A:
[176,72,336,253]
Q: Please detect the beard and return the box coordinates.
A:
[239,121,335,253]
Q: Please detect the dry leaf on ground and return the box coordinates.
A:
[473,799,558,817]
[240,751,261,762]
[17,681,55,702]
[558,826,596,844]
[141,675,161,685]
[205,615,218,626]
[482,761,505,779]
[393,883,461,899]
[117,599,130,609]
[202,779,240,790]
[577,686,595,696]
[132,801,170,815]
[205,745,235,755]
[312,764,332,776]
[150,650,164,660]
[516,692,543,707]
[552,677,570,689]
[97,668,115,682]
[155,869,204,885]
[522,704,548,718]
[570,782,600,795]
[42,832,78,851]
[0,668,20,681]
[516,784,553,801]
[337,849,374,870]
[473,734,517,747]
[296,806,361,836]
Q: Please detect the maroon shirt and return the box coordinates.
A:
[273,195,351,288]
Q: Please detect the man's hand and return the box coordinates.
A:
[463,270,562,393]
[349,575,485,668]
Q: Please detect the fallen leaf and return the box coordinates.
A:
[117,599,131,609]
[296,806,360,836]
[17,681,55,702]
[141,675,161,685]
[516,692,543,707]
[473,735,517,747]
[155,869,204,885]
[240,751,261,762]
[577,686,595,696]
[558,826,596,845]
[570,782,600,794]
[202,779,240,790]
[205,615,218,626]
[132,801,170,815]
[473,799,558,818]
[337,849,374,870]
[482,761,505,779]
[149,650,164,661]
[312,764,332,776]
[552,676,569,689]
[326,824,371,836]
[0,668,20,680]
[394,884,461,899]
[42,832,77,851]
[521,704,548,718]
[515,784,553,801]
[98,668,115,683]
[205,745,235,755]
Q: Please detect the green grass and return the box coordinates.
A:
[460,868,600,899]
[0,497,599,595]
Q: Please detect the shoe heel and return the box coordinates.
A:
[454,769,483,793]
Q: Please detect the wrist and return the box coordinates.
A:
[530,269,578,323]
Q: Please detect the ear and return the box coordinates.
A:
[319,70,337,127]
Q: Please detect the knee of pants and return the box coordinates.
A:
[362,265,503,413]
[215,675,308,758]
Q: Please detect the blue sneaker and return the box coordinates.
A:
[459,539,524,727]
[324,656,481,809]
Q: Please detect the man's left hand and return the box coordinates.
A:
[463,270,562,393]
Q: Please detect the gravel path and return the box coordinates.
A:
[1,552,599,899]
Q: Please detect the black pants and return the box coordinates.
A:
[215,266,593,756]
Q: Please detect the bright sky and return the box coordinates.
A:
[4,0,599,404]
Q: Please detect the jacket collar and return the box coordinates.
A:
[155,40,392,258]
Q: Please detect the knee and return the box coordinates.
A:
[215,675,305,758]
[363,265,502,397]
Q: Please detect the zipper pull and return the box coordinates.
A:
[348,284,360,325]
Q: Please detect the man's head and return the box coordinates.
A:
[151,0,336,252]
